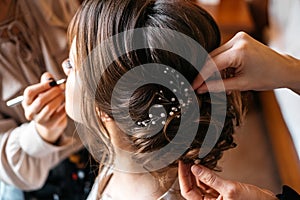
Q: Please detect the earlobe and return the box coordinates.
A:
[101,113,112,122]
[95,106,101,117]
[95,107,112,122]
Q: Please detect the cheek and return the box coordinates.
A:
[65,71,83,122]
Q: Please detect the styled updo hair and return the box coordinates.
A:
[69,0,243,189]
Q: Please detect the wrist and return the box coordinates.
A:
[249,184,277,200]
[282,55,300,93]
[35,123,62,145]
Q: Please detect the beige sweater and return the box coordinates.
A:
[0,0,83,190]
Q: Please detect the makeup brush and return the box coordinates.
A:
[6,79,66,107]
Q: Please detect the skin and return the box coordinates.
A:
[193,32,300,94]
[178,161,278,200]
[183,31,300,200]
[64,32,297,199]
[62,39,83,123]
[63,31,300,199]
[22,73,67,144]
[63,40,178,200]
[65,38,275,199]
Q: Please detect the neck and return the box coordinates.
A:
[105,168,178,200]
[102,127,178,199]
[113,146,148,173]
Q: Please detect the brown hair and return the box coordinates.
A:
[69,0,243,195]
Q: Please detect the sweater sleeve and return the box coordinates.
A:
[0,115,82,191]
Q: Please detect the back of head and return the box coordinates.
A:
[70,0,243,182]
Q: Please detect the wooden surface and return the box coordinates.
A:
[260,91,300,193]
[196,0,254,43]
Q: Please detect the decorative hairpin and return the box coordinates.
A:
[135,66,193,128]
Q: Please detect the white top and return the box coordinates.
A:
[87,170,184,200]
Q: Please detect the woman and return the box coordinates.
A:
[0,0,95,199]
[63,0,244,199]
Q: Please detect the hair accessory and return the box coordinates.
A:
[135,66,193,128]
[194,159,201,165]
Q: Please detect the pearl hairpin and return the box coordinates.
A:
[134,66,192,127]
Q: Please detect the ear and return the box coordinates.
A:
[94,106,111,139]
[95,107,112,123]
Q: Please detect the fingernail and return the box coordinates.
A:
[191,84,197,90]
[191,165,202,175]
[49,80,57,87]
[197,89,206,94]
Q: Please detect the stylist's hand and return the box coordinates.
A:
[178,161,277,200]
[193,31,300,93]
[22,72,67,144]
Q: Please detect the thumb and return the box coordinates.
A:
[191,165,228,193]
[40,72,55,83]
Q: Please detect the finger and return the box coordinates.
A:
[39,108,67,143]
[192,32,246,91]
[196,77,246,93]
[34,94,65,123]
[195,179,220,199]
[56,102,66,113]
[52,107,67,128]
[23,82,55,105]
[209,34,236,58]
[178,161,193,192]
[205,188,220,198]
[197,180,220,199]
[197,177,209,191]
[25,87,64,120]
[40,72,55,82]
[193,48,235,90]
[41,72,66,89]
[208,31,249,58]
[191,165,228,194]
[178,161,204,200]
[203,194,218,200]
[42,105,67,130]
[196,79,225,93]
[23,72,57,106]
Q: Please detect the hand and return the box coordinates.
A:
[22,72,67,144]
[178,161,277,200]
[192,32,300,93]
